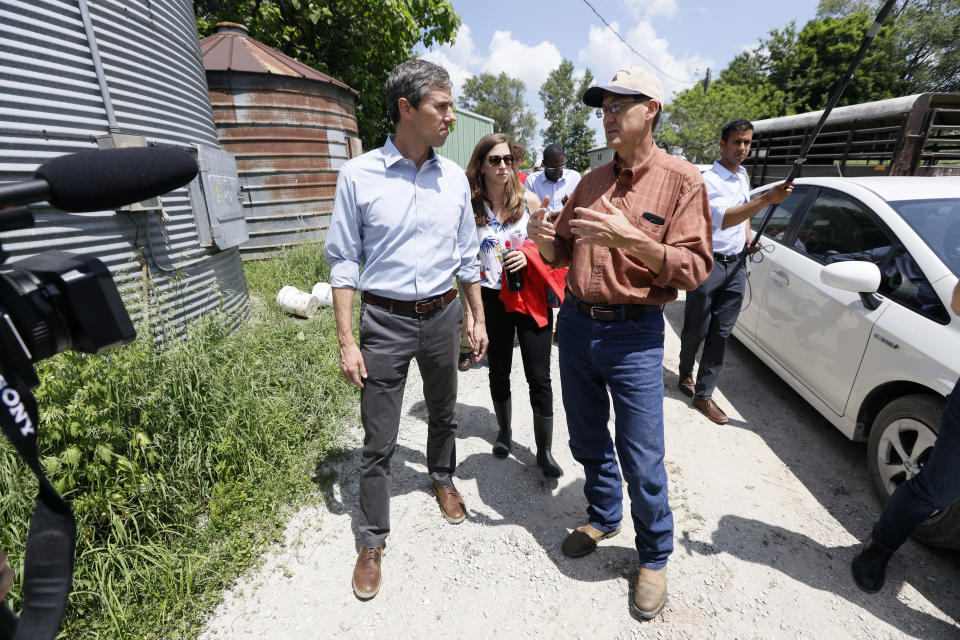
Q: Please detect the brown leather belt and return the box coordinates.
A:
[570,293,662,322]
[362,289,457,314]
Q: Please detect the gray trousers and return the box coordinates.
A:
[357,299,462,548]
[678,257,747,399]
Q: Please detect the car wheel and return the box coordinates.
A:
[868,394,960,549]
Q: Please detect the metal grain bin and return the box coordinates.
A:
[200,23,360,260]
[0,0,250,336]
[437,108,494,169]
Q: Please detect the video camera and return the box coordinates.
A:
[0,147,199,639]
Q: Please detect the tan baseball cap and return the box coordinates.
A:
[582,66,664,107]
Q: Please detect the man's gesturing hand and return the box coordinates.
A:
[570,195,639,248]
[526,195,554,244]
[526,195,557,263]
[339,343,367,388]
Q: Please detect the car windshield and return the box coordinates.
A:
[888,198,960,277]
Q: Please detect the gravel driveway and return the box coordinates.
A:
[200,295,959,639]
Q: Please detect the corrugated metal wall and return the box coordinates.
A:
[207,73,359,260]
[0,0,250,336]
[437,108,494,169]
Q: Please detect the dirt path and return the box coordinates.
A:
[200,297,960,639]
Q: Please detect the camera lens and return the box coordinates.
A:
[0,268,72,363]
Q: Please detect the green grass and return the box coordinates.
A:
[0,242,357,639]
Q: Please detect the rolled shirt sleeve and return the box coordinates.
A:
[323,165,362,289]
[454,173,481,283]
[652,178,713,291]
[702,170,734,233]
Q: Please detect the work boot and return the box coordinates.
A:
[492,398,512,458]
[851,535,894,593]
[533,413,563,478]
[352,545,383,599]
[561,523,621,557]
[632,566,667,619]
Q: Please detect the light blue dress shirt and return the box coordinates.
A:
[323,136,481,300]
[525,168,581,213]
[702,160,750,256]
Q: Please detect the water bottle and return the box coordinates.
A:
[502,240,524,292]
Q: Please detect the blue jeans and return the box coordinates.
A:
[873,378,960,551]
[558,299,673,569]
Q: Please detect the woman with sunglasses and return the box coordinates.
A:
[465,133,563,477]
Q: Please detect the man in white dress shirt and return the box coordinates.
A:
[677,119,792,424]
[525,143,581,220]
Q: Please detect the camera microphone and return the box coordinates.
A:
[0,147,199,212]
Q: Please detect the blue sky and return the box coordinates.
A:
[420,0,821,155]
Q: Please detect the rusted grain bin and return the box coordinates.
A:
[200,23,361,260]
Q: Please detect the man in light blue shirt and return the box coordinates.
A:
[525,143,581,219]
[323,59,487,600]
[678,119,793,424]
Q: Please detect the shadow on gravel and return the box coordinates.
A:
[457,449,641,584]
[664,299,960,631]
[679,515,959,636]
[451,400,644,585]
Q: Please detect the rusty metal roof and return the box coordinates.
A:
[199,22,358,95]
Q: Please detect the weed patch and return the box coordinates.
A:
[0,242,356,638]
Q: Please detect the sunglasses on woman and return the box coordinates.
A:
[487,154,514,166]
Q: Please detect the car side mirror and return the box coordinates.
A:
[820,261,881,293]
[820,261,883,310]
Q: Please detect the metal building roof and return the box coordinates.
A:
[199,22,358,95]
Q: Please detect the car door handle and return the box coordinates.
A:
[771,270,789,287]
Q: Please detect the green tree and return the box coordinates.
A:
[457,73,537,149]
[716,48,791,116]
[538,60,596,173]
[766,12,905,114]
[818,0,960,92]
[659,81,777,164]
[194,0,461,150]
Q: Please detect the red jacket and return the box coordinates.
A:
[500,240,567,327]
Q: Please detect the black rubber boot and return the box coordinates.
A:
[492,399,512,457]
[533,413,563,478]
[851,535,894,593]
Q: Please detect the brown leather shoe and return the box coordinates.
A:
[352,545,383,599]
[432,482,466,524]
[692,396,729,424]
[677,374,695,398]
[561,523,622,558]
[632,566,667,619]
[457,352,471,372]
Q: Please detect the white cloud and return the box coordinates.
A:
[420,24,483,95]
[481,30,564,90]
[420,49,473,95]
[421,26,563,98]
[621,0,678,20]
[446,24,480,68]
[578,21,711,101]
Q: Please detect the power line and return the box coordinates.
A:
[580,0,689,83]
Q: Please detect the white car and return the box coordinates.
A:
[733,176,960,548]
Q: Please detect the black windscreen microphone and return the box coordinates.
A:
[35,147,199,212]
[0,147,199,213]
